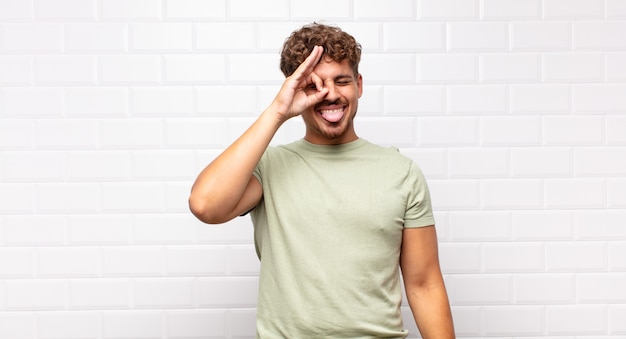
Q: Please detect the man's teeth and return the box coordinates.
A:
[320,108,343,114]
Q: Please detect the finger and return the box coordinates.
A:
[310,71,324,92]
[292,45,324,80]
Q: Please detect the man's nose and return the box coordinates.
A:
[324,82,340,101]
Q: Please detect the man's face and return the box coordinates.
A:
[301,57,363,145]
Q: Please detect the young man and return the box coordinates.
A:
[189,23,455,338]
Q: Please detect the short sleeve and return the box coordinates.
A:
[403,162,435,228]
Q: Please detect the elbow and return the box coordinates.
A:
[188,194,228,224]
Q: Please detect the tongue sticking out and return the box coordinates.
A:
[320,108,344,123]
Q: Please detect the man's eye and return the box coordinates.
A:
[305,84,317,90]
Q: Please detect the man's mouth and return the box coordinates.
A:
[317,106,345,123]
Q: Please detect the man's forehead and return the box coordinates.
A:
[313,58,355,78]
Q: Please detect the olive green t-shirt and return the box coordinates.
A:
[250,138,435,338]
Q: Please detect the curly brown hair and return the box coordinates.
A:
[279,23,362,77]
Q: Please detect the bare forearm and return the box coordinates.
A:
[406,283,455,339]
[189,108,283,223]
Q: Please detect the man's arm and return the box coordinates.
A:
[189,46,328,224]
[400,226,455,338]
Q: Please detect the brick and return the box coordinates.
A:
[133,278,196,308]
[165,183,189,214]
[166,245,228,276]
[449,306,481,336]
[574,84,626,113]
[131,150,194,180]
[0,56,31,85]
[2,151,66,181]
[429,180,480,210]
[292,0,351,19]
[513,211,574,241]
[484,306,543,336]
[0,0,33,20]
[130,23,192,51]
[401,148,447,179]
[484,243,544,273]
[196,86,256,116]
[609,305,626,333]
[544,0,605,18]
[100,0,161,19]
[164,0,226,19]
[356,117,416,147]
[359,54,415,84]
[480,53,540,82]
[3,215,66,245]
[384,85,445,115]
[257,22,311,52]
[229,244,260,275]
[606,52,626,81]
[418,117,479,146]
[542,53,604,82]
[228,54,285,83]
[543,116,604,145]
[384,22,444,51]
[164,118,228,147]
[449,211,511,241]
[607,116,626,144]
[167,310,227,338]
[195,22,256,51]
[448,148,509,178]
[448,85,508,114]
[102,310,163,338]
[164,54,226,83]
[574,21,626,50]
[38,247,100,277]
[100,182,164,212]
[448,275,512,305]
[198,277,258,307]
[482,179,544,209]
[417,54,477,83]
[0,312,35,339]
[419,0,478,19]
[228,0,288,19]
[102,246,164,276]
[133,214,196,244]
[34,0,95,19]
[100,118,163,148]
[546,242,607,272]
[0,119,34,149]
[65,23,127,52]
[514,274,575,304]
[576,210,626,240]
[68,214,132,245]
[67,87,128,116]
[0,248,35,277]
[510,84,570,114]
[482,0,541,19]
[511,21,571,51]
[574,147,626,176]
[354,0,414,18]
[0,23,63,52]
[546,305,607,335]
[0,183,35,214]
[439,243,482,273]
[37,182,99,213]
[608,179,626,208]
[4,279,66,310]
[38,311,98,339]
[545,179,605,209]
[1,88,65,117]
[511,147,571,177]
[607,0,626,18]
[100,55,161,84]
[197,215,255,244]
[447,22,508,51]
[481,116,542,146]
[339,22,383,51]
[131,87,193,115]
[35,119,99,149]
[578,273,626,303]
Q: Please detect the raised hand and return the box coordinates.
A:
[271,45,329,121]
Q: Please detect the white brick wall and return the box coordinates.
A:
[0,0,625,338]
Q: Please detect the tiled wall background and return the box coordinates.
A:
[1,0,625,338]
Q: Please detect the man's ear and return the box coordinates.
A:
[357,74,363,98]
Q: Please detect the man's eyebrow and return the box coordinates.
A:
[334,74,355,81]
